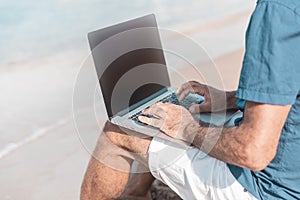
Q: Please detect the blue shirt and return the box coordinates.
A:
[228,0,300,199]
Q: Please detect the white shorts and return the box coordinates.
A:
[148,137,257,200]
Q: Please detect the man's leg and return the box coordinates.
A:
[122,168,155,198]
[148,137,257,200]
[80,122,154,200]
[82,119,258,200]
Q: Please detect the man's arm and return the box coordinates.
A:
[225,91,238,111]
[139,101,291,171]
[191,101,291,171]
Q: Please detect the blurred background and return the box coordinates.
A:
[0,0,255,199]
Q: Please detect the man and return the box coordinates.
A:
[81,0,300,199]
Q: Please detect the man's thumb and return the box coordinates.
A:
[189,103,210,113]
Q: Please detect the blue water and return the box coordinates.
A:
[0,0,253,65]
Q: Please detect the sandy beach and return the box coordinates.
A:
[0,3,253,199]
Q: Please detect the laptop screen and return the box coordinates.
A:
[88,14,171,118]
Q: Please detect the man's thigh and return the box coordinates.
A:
[148,137,257,200]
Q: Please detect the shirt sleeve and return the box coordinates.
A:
[237,1,300,105]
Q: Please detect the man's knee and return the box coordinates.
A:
[93,134,135,171]
[103,122,152,155]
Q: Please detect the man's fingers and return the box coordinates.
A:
[177,83,195,101]
[177,81,206,101]
[176,82,193,94]
[176,82,187,94]
[138,116,163,128]
[139,102,167,127]
[142,105,165,118]
[177,89,190,101]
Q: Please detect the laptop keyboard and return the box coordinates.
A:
[129,93,201,122]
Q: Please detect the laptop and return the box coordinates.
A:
[88,14,203,137]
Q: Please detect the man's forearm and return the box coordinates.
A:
[190,120,263,171]
[189,124,258,170]
[190,101,291,171]
[226,91,238,111]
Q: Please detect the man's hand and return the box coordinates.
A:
[177,81,237,113]
[138,102,199,143]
